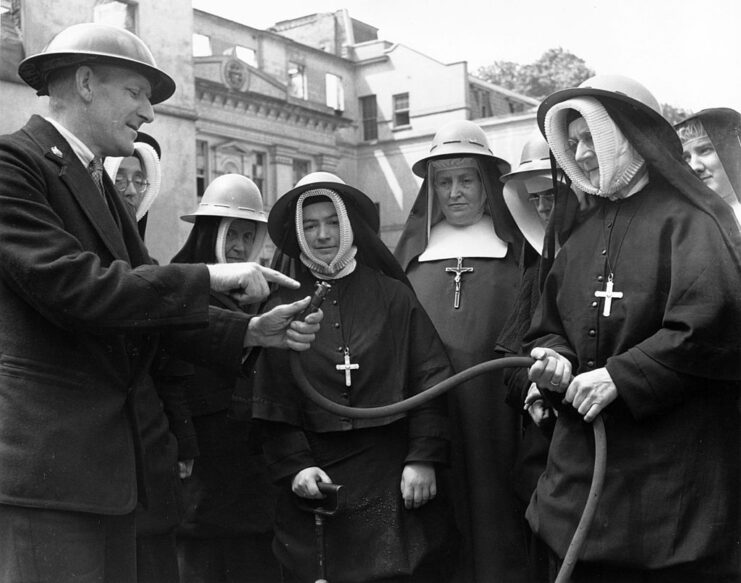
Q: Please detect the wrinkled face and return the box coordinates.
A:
[302,201,340,263]
[86,66,155,158]
[225,219,257,263]
[115,156,147,212]
[568,117,600,188]
[433,166,486,226]
[528,189,555,225]
[682,136,736,201]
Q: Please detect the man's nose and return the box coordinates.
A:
[124,179,138,193]
[139,98,155,124]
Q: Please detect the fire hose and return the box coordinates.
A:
[289,352,606,583]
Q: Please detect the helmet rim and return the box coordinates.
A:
[18,23,175,104]
[181,174,267,223]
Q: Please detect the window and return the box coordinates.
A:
[233,45,256,67]
[392,93,410,128]
[195,140,209,199]
[192,33,212,57]
[93,0,136,32]
[292,159,311,186]
[0,0,24,82]
[471,86,492,119]
[325,73,344,112]
[288,61,307,100]
[250,152,265,193]
[359,95,378,141]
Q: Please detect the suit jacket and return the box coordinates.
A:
[0,115,250,515]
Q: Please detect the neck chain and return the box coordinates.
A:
[595,199,642,317]
[328,277,360,388]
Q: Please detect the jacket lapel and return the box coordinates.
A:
[29,116,131,261]
[60,159,131,261]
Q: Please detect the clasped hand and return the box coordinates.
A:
[529,347,617,423]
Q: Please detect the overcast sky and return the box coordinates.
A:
[191,0,741,114]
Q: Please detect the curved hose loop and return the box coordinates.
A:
[554,414,606,583]
[290,354,533,418]
[289,352,607,581]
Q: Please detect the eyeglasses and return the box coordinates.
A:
[528,192,555,204]
[114,176,150,194]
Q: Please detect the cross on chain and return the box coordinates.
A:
[594,275,624,317]
[445,257,474,309]
[336,347,359,387]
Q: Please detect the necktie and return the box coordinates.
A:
[88,157,106,197]
[88,157,122,230]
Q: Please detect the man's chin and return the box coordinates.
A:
[115,138,136,157]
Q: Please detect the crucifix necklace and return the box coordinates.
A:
[445,257,474,309]
[594,276,623,317]
[328,281,360,388]
[336,347,359,387]
[594,200,641,317]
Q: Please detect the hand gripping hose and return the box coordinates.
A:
[289,352,606,583]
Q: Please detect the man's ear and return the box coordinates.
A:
[75,65,95,103]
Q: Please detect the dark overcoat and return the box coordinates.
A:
[524,179,741,570]
[0,115,249,515]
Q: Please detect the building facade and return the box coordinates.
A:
[0,1,539,261]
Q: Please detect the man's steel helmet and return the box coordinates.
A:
[412,119,509,177]
[18,23,175,104]
[181,174,267,224]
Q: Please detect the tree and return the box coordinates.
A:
[475,60,526,93]
[475,47,594,100]
[661,103,693,125]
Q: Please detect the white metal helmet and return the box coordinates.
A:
[536,74,677,151]
[412,119,509,177]
[181,174,267,223]
[501,132,554,254]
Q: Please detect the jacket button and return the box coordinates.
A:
[591,301,598,308]
[587,360,595,367]
[333,322,340,329]
[588,329,596,337]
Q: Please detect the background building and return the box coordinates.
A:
[0,0,538,261]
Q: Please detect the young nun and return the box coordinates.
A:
[252,172,459,583]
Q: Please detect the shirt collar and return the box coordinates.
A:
[44,117,96,168]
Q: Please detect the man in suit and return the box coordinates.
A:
[0,22,321,583]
